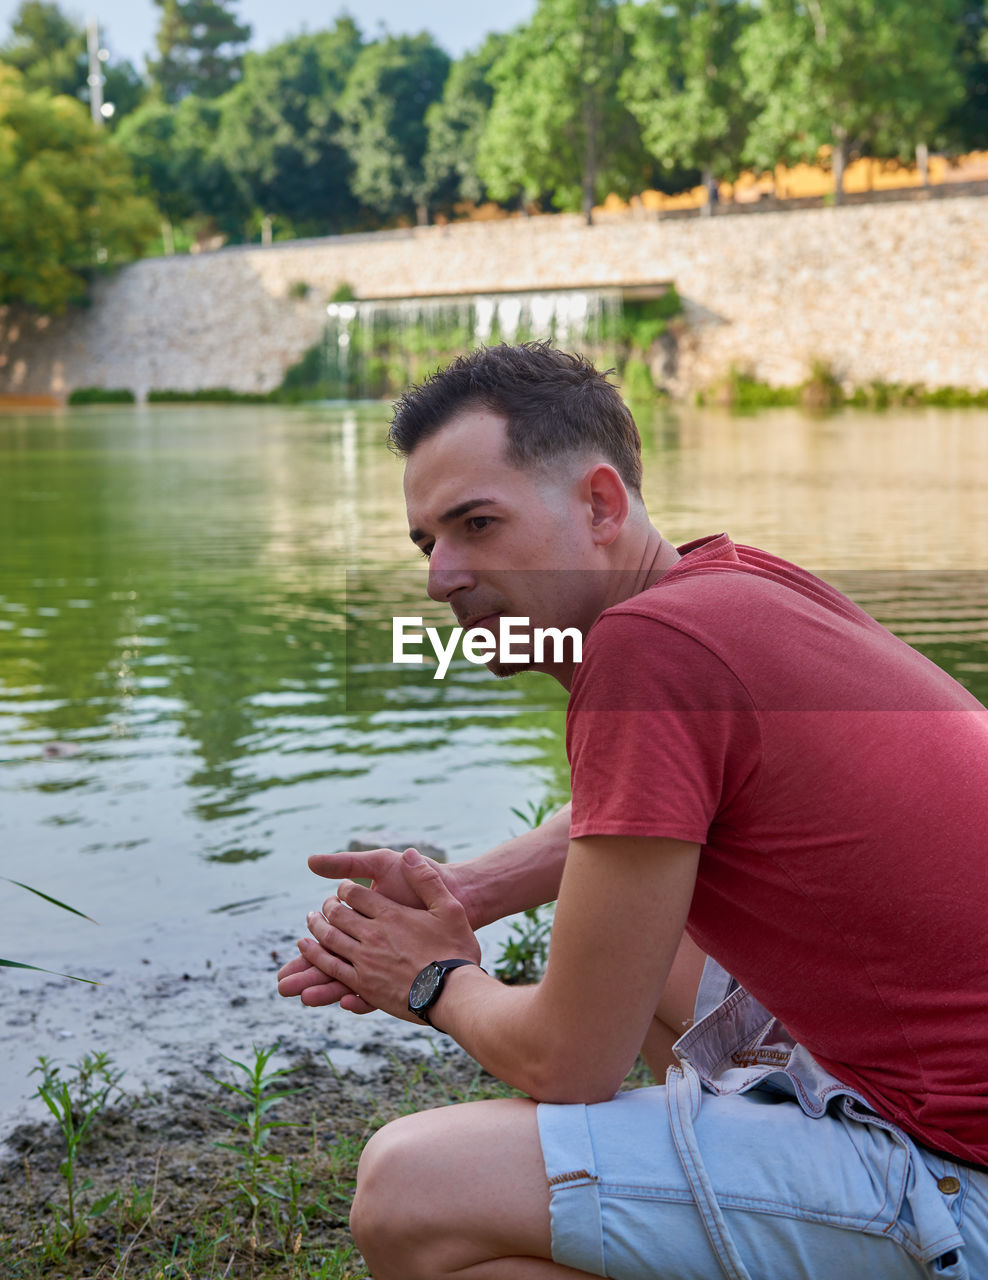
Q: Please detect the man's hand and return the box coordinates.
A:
[294,848,481,1023]
[277,847,465,1012]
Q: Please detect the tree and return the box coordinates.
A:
[476,0,646,224]
[0,65,157,311]
[149,0,251,103]
[620,0,756,209]
[214,22,364,236]
[422,32,508,215]
[939,2,988,153]
[0,1,145,124]
[116,92,248,240]
[739,0,967,202]
[336,33,451,225]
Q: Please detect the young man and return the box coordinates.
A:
[278,344,988,1279]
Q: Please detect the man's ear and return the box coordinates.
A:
[582,464,630,546]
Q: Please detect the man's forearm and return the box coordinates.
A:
[452,803,571,929]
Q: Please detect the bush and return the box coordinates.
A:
[68,387,136,405]
[147,388,271,404]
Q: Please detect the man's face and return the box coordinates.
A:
[403,409,609,678]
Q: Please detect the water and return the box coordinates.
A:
[1,401,987,1120]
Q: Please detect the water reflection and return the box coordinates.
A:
[1,403,987,972]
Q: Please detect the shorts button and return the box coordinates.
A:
[937,1175,961,1195]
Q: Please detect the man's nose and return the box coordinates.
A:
[426,543,476,603]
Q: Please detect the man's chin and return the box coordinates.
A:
[486,659,526,679]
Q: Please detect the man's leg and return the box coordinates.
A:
[350,1097,591,1279]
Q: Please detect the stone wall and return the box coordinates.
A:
[1,195,986,400]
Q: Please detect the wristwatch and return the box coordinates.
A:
[408,958,480,1026]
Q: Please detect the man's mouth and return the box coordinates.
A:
[456,610,502,630]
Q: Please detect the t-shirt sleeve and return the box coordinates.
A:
[566,611,761,842]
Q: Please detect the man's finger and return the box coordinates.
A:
[277,953,311,982]
[401,846,458,914]
[308,850,398,881]
[297,936,358,989]
[333,878,388,919]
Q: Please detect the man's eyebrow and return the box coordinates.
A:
[409,498,498,544]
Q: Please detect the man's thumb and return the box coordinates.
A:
[401,847,448,908]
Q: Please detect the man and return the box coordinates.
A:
[278,344,988,1279]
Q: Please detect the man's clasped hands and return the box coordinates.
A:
[276,847,481,1024]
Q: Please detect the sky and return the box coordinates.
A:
[0,0,538,67]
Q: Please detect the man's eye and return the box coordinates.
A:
[467,517,492,533]
[418,543,434,560]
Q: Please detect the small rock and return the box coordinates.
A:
[347,838,447,863]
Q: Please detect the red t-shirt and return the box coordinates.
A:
[567,533,988,1165]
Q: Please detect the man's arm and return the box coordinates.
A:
[277,803,571,1005]
[299,835,699,1103]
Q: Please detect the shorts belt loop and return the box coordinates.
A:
[666,1062,754,1280]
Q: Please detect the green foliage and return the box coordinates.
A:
[619,288,683,353]
[329,280,357,303]
[801,357,843,411]
[738,0,966,192]
[213,23,364,235]
[116,92,247,232]
[495,906,555,985]
[67,386,136,404]
[0,876,99,981]
[939,4,988,153]
[207,1044,303,1230]
[337,33,451,224]
[621,0,757,187]
[147,386,270,402]
[509,797,558,830]
[0,1,144,124]
[477,0,647,221]
[0,65,158,311]
[149,0,251,103]
[423,33,507,213]
[622,355,656,402]
[31,1052,124,1252]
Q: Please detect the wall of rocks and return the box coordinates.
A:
[1,194,985,401]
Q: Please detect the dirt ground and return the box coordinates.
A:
[0,1042,506,1279]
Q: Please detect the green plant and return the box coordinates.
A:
[30,1053,124,1251]
[0,877,99,983]
[208,1043,305,1233]
[509,797,557,830]
[147,387,272,403]
[800,359,844,411]
[329,281,357,303]
[288,280,312,299]
[67,387,136,405]
[494,905,554,985]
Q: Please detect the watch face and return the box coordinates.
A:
[409,962,443,1011]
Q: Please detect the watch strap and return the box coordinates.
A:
[410,958,480,1026]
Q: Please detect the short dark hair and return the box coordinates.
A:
[388,343,643,493]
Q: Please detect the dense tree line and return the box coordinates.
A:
[2,0,987,310]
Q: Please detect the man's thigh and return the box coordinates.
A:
[539,1082,979,1279]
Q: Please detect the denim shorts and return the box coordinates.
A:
[537,963,988,1279]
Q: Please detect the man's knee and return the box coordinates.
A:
[350,1112,437,1274]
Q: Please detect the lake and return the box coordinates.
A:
[2,401,987,1122]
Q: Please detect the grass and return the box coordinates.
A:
[0,1042,533,1280]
